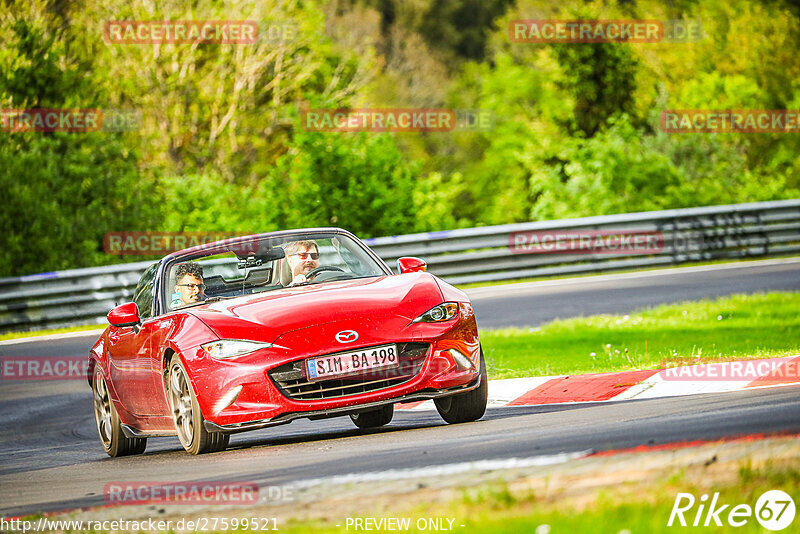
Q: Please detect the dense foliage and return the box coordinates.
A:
[1,0,798,276]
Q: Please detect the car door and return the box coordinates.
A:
[106,263,163,415]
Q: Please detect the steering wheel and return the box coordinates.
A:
[305,265,345,280]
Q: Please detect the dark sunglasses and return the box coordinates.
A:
[291,252,320,260]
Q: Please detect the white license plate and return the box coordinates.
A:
[305,344,399,381]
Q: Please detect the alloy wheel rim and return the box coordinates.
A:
[169,365,194,446]
[93,372,112,448]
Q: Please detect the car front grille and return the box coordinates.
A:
[268,342,430,401]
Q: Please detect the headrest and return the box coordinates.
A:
[244,267,272,286]
[280,258,293,286]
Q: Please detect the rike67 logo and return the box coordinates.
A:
[668,490,796,530]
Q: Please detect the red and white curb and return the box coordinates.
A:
[396,355,800,410]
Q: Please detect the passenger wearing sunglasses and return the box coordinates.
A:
[284,240,320,286]
[173,262,205,305]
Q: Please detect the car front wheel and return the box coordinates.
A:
[350,404,394,428]
[435,350,488,424]
[168,358,229,455]
[92,367,146,457]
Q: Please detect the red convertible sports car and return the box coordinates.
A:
[89,228,487,455]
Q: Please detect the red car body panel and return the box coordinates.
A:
[90,231,482,439]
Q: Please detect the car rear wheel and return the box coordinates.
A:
[350,404,394,428]
[168,358,230,455]
[92,367,147,457]
[435,350,488,424]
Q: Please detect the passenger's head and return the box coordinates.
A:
[174,262,204,304]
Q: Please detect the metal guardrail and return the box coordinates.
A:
[1,200,798,333]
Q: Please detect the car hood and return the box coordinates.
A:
[187,273,444,345]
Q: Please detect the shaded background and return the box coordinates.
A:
[1,0,799,277]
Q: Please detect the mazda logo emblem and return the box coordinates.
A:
[335,330,359,343]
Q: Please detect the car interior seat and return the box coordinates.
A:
[270,257,294,286]
[243,267,273,287]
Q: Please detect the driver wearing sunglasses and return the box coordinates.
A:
[284,240,320,286]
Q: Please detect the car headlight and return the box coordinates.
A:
[412,302,459,323]
[201,340,273,359]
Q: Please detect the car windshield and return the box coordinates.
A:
[165,233,387,310]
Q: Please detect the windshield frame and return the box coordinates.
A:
[152,228,393,316]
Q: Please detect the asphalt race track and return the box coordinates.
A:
[1,258,798,361]
[467,257,800,328]
[1,259,799,517]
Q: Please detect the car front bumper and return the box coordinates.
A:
[186,304,482,430]
[203,371,483,434]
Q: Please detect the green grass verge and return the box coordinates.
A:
[5,293,798,381]
[0,323,103,341]
[457,255,799,290]
[4,258,796,343]
[481,292,800,378]
[277,462,800,534]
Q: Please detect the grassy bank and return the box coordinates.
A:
[0,323,103,341]
[481,292,800,378]
[278,460,800,534]
[4,292,798,381]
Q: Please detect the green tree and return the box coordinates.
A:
[0,7,159,277]
[82,0,378,182]
[551,42,640,137]
[348,0,514,62]
[266,126,422,237]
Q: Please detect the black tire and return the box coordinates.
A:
[92,367,147,457]
[168,358,230,455]
[350,404,394,429]
[435,351,488,424]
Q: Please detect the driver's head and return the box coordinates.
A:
[285,240,319,277]
[174,262,204,305]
